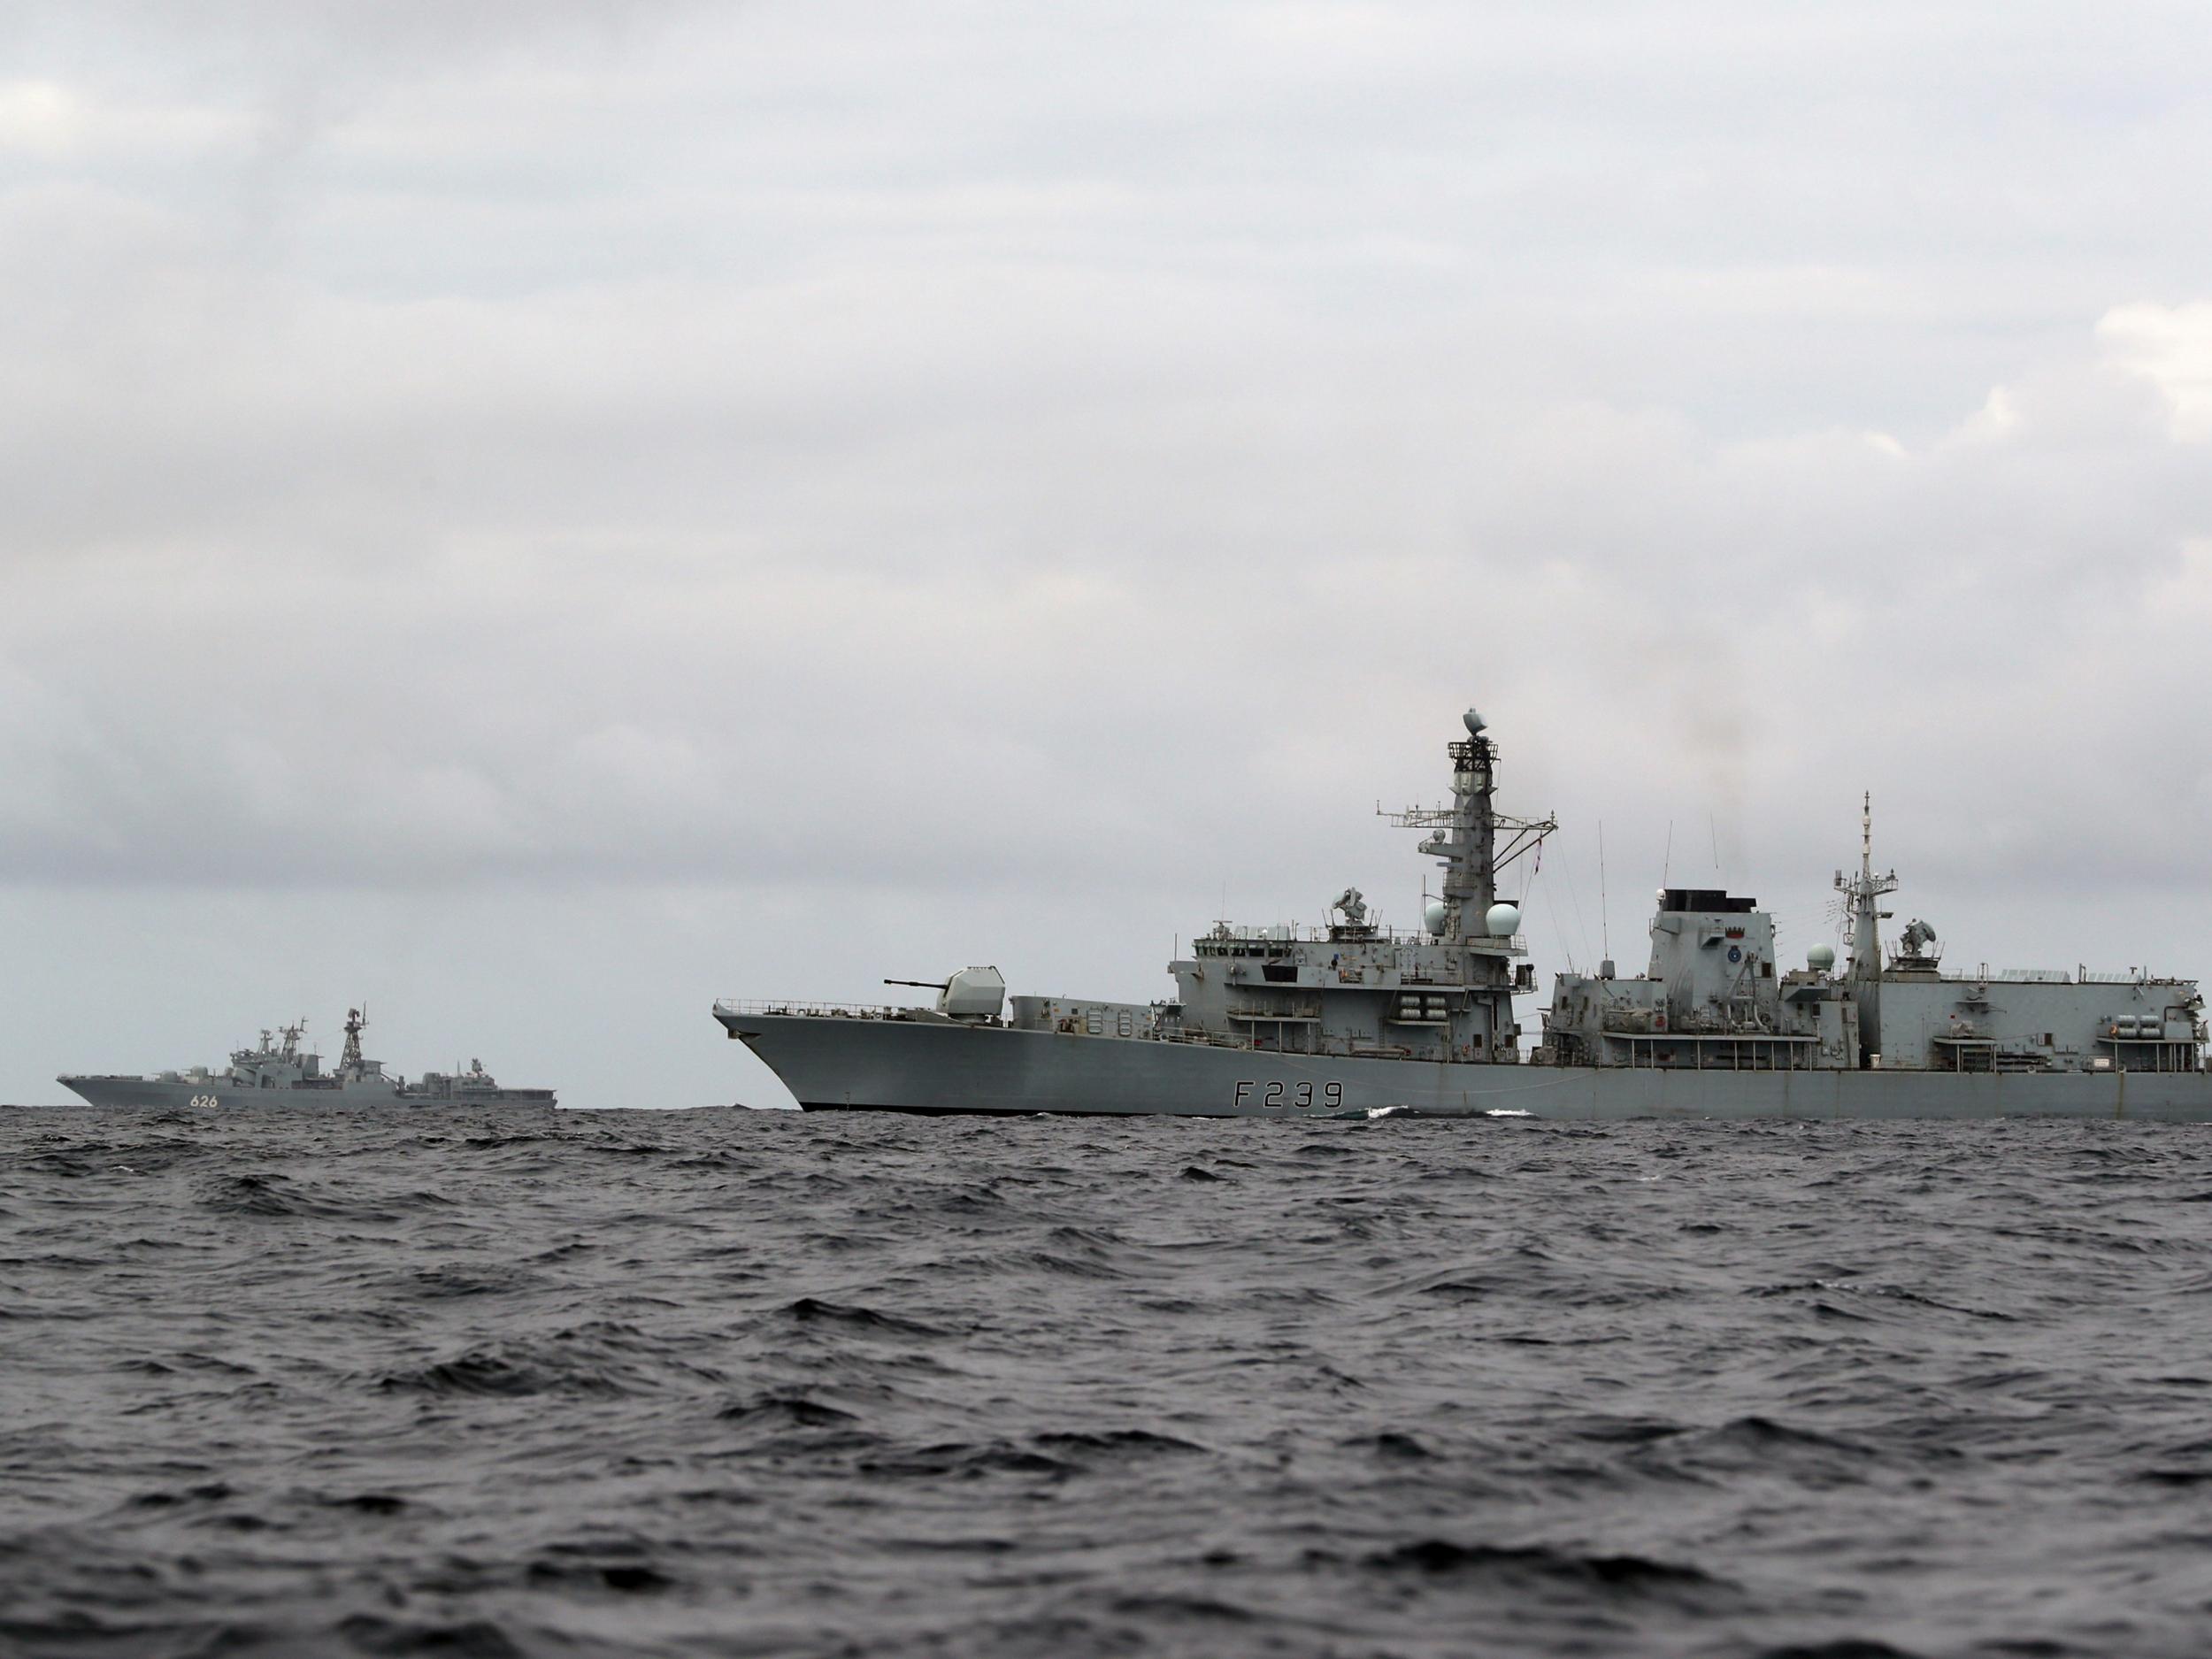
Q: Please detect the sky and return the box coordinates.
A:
[3,1,2210,1108]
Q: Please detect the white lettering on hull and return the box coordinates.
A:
[1231,1081,1343,1110]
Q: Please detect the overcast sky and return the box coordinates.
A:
[4,2,2209,1107]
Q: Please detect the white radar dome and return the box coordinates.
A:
[1463,707,1486,736]
[1425,900,1448,935]
[1808,944,1837,971]
[1485,902,1520,937]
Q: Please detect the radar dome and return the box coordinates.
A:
[1424,900,1448,935]
[1485,902,1520,937]
[1808,944,1837,972]
[1463,707,1486,736]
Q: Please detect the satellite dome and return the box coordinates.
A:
[1424,900,1448,935]
[1809,943,1837,971]
[1463,707,1486,736]
[1485,902,1520,937]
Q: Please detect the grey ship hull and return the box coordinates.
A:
[58,1076,556,1110]
[722,1011,2212,1121]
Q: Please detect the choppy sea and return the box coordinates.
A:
[6,1107,2212,1658]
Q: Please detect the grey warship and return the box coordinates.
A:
[58,1010,556,1110]
[716,709,2211,1119]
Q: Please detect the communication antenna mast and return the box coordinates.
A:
[1598,819,1610,961]
[1833,790,1900,1064]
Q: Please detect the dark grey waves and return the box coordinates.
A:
[6,1108,2212,1658]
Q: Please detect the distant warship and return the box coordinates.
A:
[716,709,2210,1119]
[58,1009,556,1109]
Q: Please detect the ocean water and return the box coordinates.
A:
[5,1108,2212,1658]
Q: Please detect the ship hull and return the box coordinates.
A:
[56,1076,556,1110]
[718,1010,2212,1121]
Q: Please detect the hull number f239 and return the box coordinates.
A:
[1233,1080,1343,1110]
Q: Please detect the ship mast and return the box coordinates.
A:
[1440,720,1502,939]
[1380,708,1556,1053]
[1834,791,1898,1066]
[1381,710,1554,941]
[342,1007,366,1077]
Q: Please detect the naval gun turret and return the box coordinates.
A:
[884,967,1008,1022]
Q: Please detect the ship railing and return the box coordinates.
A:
[1227,1000,1324,1022]
[1196,926,1527,952]
[1155,1028,1256,1049]
[1202,924,1418,946]
[714,998,910,1020]
[2078,969,2153,986]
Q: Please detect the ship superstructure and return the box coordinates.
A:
[716,707,2212,1119]
[58,1009,556,1109]
[1540,795,2205,1079]
[1144,710,1555,1063]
